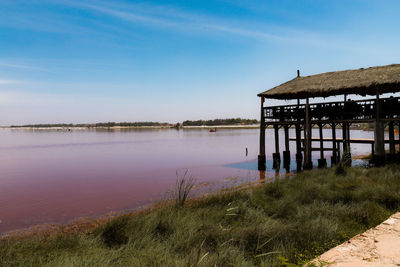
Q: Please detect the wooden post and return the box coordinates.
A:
[284,125,290,152]
[395,122,400,162]
[375,91,385,166]
[283,125,290,171]
[331,123,337,165]
[295,99,302,171]
[389,121,395,161]
[318,123,326,168]
[347,123,352,166]
[319,123,324,159]
[371,143,375,163]
[342,122,347,153]
[295,123,303,171]
[258,97,266,171]
[398,121,400,155]
[274,125,279,153]
[397,121,400,162]
[273,125,281,169]
[304,97,313,169]
[342,94,351,163]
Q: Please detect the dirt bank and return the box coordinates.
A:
[312,212,400,266]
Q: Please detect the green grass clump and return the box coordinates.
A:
[2,165,400,266]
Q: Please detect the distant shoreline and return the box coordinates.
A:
[0,125,379,131]
[2,125,261,130]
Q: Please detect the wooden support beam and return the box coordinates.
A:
[273,125,281,169]
[258,97,266,171]
[388,121,396,162]
[274,125,279,153]
[318,123,326,168]
[304,97,313,169]
[348,124,351,152]
[295,123,303,172]
[342,122,348,153]
[319,123,324,159]
[375,91,385,166]
[397,121,400,162]
[389,121,395,155]
[284,125,289,151]
[283,125,290,170]
[331,123,337,165]
[371,143,375,163]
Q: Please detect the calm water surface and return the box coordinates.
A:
[0,128,375,233]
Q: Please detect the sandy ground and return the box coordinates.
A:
[311,212,400,266]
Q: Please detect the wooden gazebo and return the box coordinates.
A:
[257,64,400,171]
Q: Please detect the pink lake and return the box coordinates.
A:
[0,128,374,233]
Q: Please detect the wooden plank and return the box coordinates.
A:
[289,137,400,144]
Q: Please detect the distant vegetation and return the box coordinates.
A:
[182,118,258,126]
[2,165,400,266]
[10,122,170,128]
[10,118,259,128]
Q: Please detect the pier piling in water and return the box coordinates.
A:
[283,125,290,171]
[331,123,337,165]
[295,124,303,171]
[317,123,326,168]
[273,125,281,170]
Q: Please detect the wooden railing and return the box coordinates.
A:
[263,96,400,123]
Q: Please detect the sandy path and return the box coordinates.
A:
[311,212,400,266]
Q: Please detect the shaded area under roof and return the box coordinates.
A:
[258,64,400,100]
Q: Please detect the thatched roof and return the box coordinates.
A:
[258,64,400,99]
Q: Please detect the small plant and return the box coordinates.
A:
[174,170,195,206]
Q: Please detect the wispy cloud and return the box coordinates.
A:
[1,0,385,53]
[57,0,313,44]
[0,79,22,85]
[0,61,48,72]
[57,0,365,51]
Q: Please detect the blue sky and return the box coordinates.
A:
[0,0,400,125]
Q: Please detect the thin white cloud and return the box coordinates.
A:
[0,79,22,85]
[0,61,48,72]
[59,0,314,44]
[59,0,369,52]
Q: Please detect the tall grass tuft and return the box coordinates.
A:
[174,170,195,206]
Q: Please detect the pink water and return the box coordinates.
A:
[0,128,374,233]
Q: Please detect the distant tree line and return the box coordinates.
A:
[10,122,170,128]
[182,118,259,126]
[10,119,259,128]
[91,122,170,127]
[10,123,78,128]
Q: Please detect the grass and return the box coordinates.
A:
[173,170,195,206]
[2,165,400,266]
